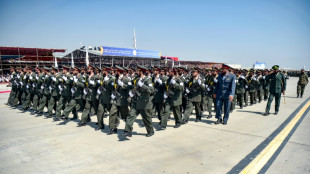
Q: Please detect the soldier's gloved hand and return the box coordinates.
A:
[36,76,39,80]
[104,76,109,81]
[157,78,162,85]
[118,80,124,87]
[32,84,35,88]
[97,89,101,94]
[83,89,87,95]
[171,79,176,84]
[245,85,248,89]
[263,76,265,79]
[26,85,29,89]
[138,80,143,87]
[74,78,78,83]
[52,77,57,82]
[207,87,210,91]
[198,79,202,85]
[164,93,168,99]
[97,80,101,84]
[89,80,95,85]
[186,88,190,93]
[63,76,68,81]
[41,86,44,89]
[205,85,209,89]
[111,94,116,99]
[214,78,218,83]
[129,91,134,97]
[20,82,23,85]
[45,75,48,78]
[71,88,75,93]
[29,76,33,80]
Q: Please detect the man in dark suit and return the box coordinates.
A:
[213,64,236,125]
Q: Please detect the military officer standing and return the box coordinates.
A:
[264,65,286,116]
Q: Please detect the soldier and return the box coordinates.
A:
[247,69,258,106]
[78,65,99,126]
[297,69,308,98]
[6,67,17,106]
[158,68,184,130]
[30,67,42,115]
[106,65,130,135]
[62,67,85,120]
[262,69,270,101]
[21,67,35,111]
[263,65,286,116]
[183,67,205,123]
[152,67,166,121]
[235,71,247,109]
[243,69,249,107]
[37,67,52,116]
[46,66,60,117]
[204,68,218,118]
[256,70,264,103]
[95,66,114,130]
[122,65,155,137]
[54,66,73,120]
[213,64,236,125]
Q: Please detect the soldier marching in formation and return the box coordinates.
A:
[5,64,297,138]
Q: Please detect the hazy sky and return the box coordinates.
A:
[0,0,309,69]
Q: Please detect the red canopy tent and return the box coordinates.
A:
[0,46,66,61]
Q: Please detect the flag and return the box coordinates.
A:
[71,53,75,68]
[85,48,89,66]
[54,56,58,68]
[133,28,136,49]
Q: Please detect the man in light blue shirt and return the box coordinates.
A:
[213,64,236,125]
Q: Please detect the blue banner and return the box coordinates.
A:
[100,46,160,58]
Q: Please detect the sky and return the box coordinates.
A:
[0,0,309,69]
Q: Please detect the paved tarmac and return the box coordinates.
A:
[0,77,309,174]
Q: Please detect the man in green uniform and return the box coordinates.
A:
[95,66,114,130]
[106,66,130,135]
[152,67,167,121]
[183,67,205,123]
[62,67,85,120]
[264,65,286,116]
[37,67,51,116]
[122,66,155,137]
[46,66,60,117]
[235,71,247,109]
[297,69,308,98]
[247,69,258,106]
[22,67,36,111]
[7,67,17,106]
[78,65,99,126]
[158,68,184,130]
[55,66,73,120]
[30,67,42,115]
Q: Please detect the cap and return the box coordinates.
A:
[62,65,70,71]
[137,65,148,72]
[115,65,125,72]
[272,65,279,70]
[221,64,231,69]
[102,65,111,71]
